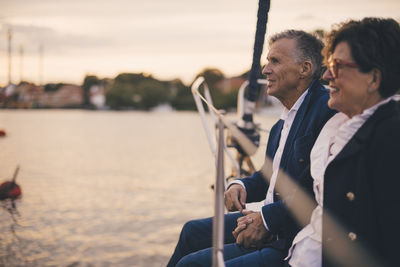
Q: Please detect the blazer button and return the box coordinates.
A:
[348,232,357,241]
[298,158,304,163]
[346,192,355,201]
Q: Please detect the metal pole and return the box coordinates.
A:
[19,44,24,83]
[39,44,43,85]
[212,116,226,267]
[7,29,12,85]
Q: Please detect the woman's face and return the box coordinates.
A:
[322,41,378,118]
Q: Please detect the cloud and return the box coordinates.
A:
[295,14,316,22]
[0,23,112,54]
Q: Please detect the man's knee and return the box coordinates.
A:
[181,219,199,240]
[176,253,204,267]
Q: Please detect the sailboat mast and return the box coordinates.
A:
[19,44,24,83]
[7,29,12,85]
[39,44,43,85]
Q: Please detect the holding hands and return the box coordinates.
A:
[233,210,273,249]
[225,185,272,249]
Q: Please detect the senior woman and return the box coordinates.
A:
[285,18,400,267]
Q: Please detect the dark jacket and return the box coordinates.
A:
[238,79,336,250]
[322,100,400,267]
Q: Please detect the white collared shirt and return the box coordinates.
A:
[230,89,309,229]
[264,89,309,206]
[287,97,394,267]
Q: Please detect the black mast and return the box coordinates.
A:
[237,0,271,154]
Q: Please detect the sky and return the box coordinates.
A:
[0,0,399,86]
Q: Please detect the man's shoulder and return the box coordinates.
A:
[306,81,332,111]
[308,80,330,100]
[301,80,336,129]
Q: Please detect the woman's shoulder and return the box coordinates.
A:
[369,100,400,144]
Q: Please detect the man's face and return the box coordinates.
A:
[262,38,302,101]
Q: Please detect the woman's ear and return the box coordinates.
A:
[368,68,382,93]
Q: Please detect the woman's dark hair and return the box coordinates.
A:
[323,17,400,97]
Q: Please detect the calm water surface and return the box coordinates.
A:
[0,109,277,267]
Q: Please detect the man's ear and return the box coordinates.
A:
[300,60,312,79]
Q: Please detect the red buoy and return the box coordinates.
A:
[0,166,22,200]
[0,181,22,200]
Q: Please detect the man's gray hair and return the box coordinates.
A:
[269,30,324,79]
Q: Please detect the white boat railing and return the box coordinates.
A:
[191,77,240,181]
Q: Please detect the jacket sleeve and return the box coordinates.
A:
[239,170,269,203]
[369,120,400,266]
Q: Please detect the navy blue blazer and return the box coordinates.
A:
[239,79,335,249]
[321,100,400,267]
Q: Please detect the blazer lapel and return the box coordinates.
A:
[267,119,284,159]
[332,135,364,162]
[279,84,314,168]
[330,100,397,163]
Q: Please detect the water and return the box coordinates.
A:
[0,109,278,267]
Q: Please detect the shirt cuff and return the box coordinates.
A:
[228,180,246,190]
[260,209,270,231]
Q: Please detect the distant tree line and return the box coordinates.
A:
[83,67,253,111]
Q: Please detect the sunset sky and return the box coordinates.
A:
[0,0,399,86]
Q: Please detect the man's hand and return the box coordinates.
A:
[235,212,273,249]
[224,184,247,212]
[232,210,255,239]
